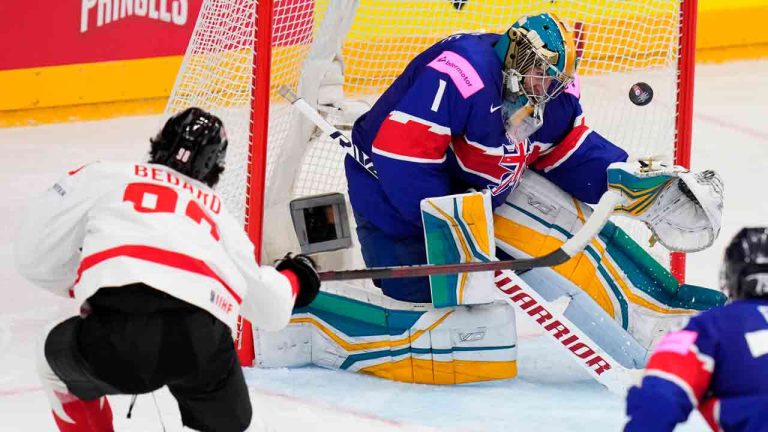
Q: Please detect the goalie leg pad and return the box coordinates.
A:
[494,170,725,350]
[421,191,497,307]
[254,282,518,384]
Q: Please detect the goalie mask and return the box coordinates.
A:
[720,227,768,300]
[150,107,228,187]
[494,13,578,141]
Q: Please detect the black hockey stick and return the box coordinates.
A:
[319,189,620,281]
[319,250,567,281]
[278,85,622,281]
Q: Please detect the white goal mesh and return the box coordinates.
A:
[166,0,693,267]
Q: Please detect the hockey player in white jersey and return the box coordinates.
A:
[14,107,321,432]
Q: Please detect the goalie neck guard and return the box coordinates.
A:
[721,227,768,300]
[149,107,228,187]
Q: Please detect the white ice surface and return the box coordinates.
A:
[1,60,767,431]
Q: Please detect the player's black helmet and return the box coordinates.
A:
[149,107,228,187]
[720,227,768,300]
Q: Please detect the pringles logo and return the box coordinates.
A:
[80,0,189,33]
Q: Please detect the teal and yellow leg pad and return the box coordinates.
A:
[254,282,518,384]
[493,170,725,350]
[421,191,497,308]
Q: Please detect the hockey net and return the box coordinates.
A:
[165,0,696,364]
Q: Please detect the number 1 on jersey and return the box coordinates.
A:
[431,79,447,112]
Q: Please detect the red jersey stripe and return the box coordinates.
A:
[699,398,721,431]
[646,350,712,400]
[279,269,300,301]
[452,136,506,181]
[372,112,450,162]
[76,245,243,304]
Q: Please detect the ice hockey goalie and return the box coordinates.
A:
[255,168,725,385]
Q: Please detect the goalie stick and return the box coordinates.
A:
[280,85,635,393]
[494,268,638,395]
[278,86,378,178]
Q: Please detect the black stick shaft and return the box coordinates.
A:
[319,250,570,281]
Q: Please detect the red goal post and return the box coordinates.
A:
[166,0,698,366]
[672,0,698,285]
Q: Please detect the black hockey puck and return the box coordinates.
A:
[629,82,654,106]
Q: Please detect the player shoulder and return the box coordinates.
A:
[720,299,768,317]
[74,161,160,184]
[548,91,581,114]
[681,300,768,346]
[447,33,502,74]
[428,33,503,84]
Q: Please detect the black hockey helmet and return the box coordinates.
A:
[720,227,768,300]
[150,107,228,186]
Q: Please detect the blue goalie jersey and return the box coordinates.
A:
[625,299,768,432]
[347,32,628,239]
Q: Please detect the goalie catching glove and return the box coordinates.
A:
[608,161,724,252]
[276,253,321,308]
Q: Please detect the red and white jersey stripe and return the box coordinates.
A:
[532,122,592,173]
[372,111,450,163]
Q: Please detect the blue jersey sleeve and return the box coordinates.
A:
[625,378,696,432]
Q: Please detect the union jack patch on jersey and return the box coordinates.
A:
[490,140,530,196]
